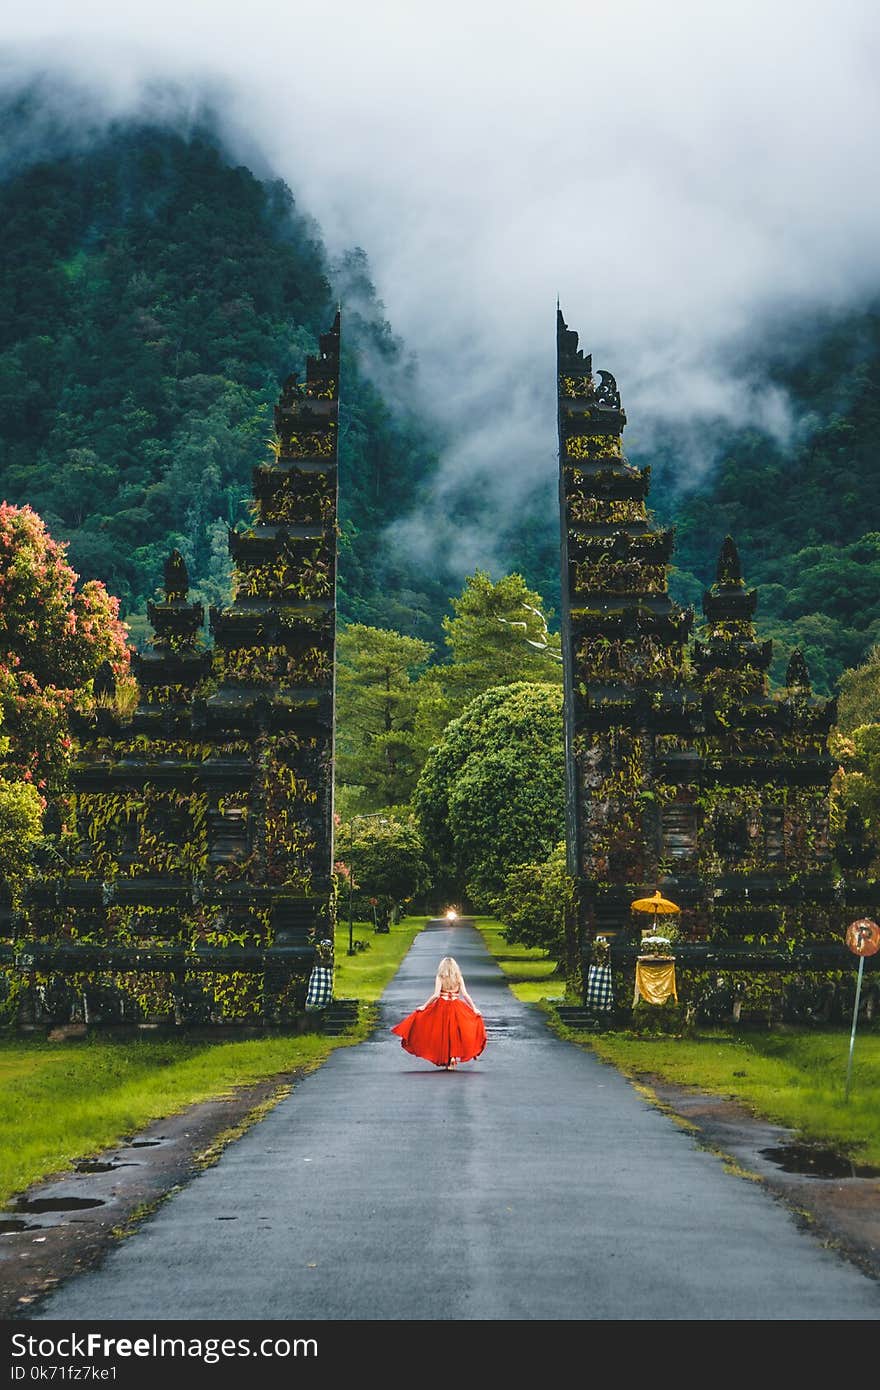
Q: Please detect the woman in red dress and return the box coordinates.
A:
[392,956,486,1070]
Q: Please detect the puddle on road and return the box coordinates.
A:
[0,1218,41,1234]
[128,1139,165,1149]
[12,1197,106,1214]
[74,1160,138,1173]
[760,1143,880,1180]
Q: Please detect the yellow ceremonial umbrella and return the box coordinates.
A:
[630,889,681,935]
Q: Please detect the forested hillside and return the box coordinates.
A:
[1,96,879,694]
[0,110,447,645]
[656,306,880,694]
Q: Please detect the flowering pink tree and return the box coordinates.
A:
[0,503,131,792]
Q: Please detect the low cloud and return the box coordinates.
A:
[2,1,879,576]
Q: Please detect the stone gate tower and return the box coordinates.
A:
[18,315,343,1028]
[556,309,694,984]
[557,309,847,1003]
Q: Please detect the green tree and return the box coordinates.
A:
[414,681,564,906]
[335,624,434,810]
[187,517,234,612]
[0,695,45,901]
[835,645,880,732]
[830,722,880,870]
[0,777,44,897]
[489,842,573,956]
[338,814,431,929]
[827,647,880,871]
[415,571,563,745]
[443,569,561,696]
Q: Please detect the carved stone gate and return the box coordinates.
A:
[12,315,343,1030]
[556,308,879,1008]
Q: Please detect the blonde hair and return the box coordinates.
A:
[437,957,464,991]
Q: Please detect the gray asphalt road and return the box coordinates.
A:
[37,922,880,1320]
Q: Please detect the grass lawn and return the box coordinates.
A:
[0,916,425,1205]
[333,914,424,1000]
[476,915,880,1164]
[472,916,566,1003]
[9,912,876,1200]
[0,1032,346,1206]
[583,1028,880,1166]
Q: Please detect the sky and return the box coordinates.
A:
[3,0,880,571]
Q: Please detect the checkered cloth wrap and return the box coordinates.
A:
[305,966,334,1011]
[585,963,614,1012]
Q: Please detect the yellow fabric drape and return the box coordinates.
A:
[633,957,678,1006]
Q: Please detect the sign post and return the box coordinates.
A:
[844,918,880,1103]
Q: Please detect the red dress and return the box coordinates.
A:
[392,990,487,1067]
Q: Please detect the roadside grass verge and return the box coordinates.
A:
[583,1029,880,1166]
[0,1032,345,1206]
[472,917,565,1003]
[0,916,424,1204]
[333,915,424,1000]
[475,917,880,1163]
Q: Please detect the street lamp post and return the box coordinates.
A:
[345,813,387,956]
[347,849,356,956]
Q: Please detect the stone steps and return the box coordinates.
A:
[320,998,360,1036]
[554,1005,603,1032]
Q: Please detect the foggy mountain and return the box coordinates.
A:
[0,47,873,689]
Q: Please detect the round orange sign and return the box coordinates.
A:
[845,919,880,957]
